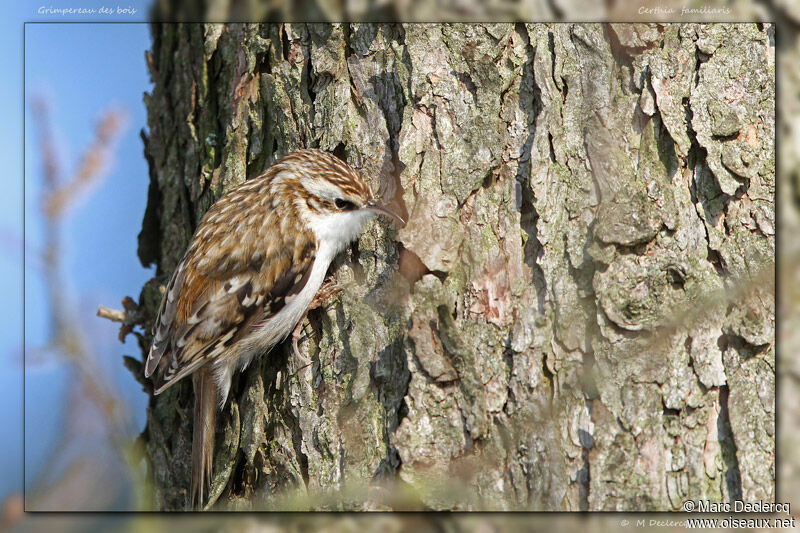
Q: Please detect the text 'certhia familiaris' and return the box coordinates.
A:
[144,149,405,509]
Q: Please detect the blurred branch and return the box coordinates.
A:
[45,110,126,219]
[26,94,137,509]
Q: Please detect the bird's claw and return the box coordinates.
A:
[291,319,310,364]
[291,278,343,365]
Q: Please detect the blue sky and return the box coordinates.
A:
[3,2,154,506]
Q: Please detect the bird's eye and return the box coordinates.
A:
[334,198,356,210]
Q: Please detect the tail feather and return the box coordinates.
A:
[190,368,217,510]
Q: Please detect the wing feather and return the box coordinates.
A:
[144,259,187,378]
[145,178,316,394]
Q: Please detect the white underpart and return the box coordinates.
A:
[211,208,374,406]
[308,208,374,253]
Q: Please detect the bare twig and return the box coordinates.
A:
[97,305,127,323]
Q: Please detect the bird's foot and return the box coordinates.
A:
[291,278,343,364]
[310,278,343,310]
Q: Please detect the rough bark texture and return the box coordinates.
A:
[135,23,775,511]
[777,3,800,509]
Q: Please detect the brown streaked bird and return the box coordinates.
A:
[144,149,405,510]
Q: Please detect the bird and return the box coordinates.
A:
[143,148,405,509]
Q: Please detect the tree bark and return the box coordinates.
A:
[135,23,775,511]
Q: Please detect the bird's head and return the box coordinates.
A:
[275,149,405,250]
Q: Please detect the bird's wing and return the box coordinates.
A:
[144,182,315,394]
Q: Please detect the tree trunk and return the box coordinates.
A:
[135,23,775,511]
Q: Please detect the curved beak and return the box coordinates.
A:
[364,199,406,227]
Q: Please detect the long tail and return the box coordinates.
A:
[190,367,217,510]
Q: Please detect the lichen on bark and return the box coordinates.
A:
[135,22,774,510]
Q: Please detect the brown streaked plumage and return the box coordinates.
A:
[144,149,404,510]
